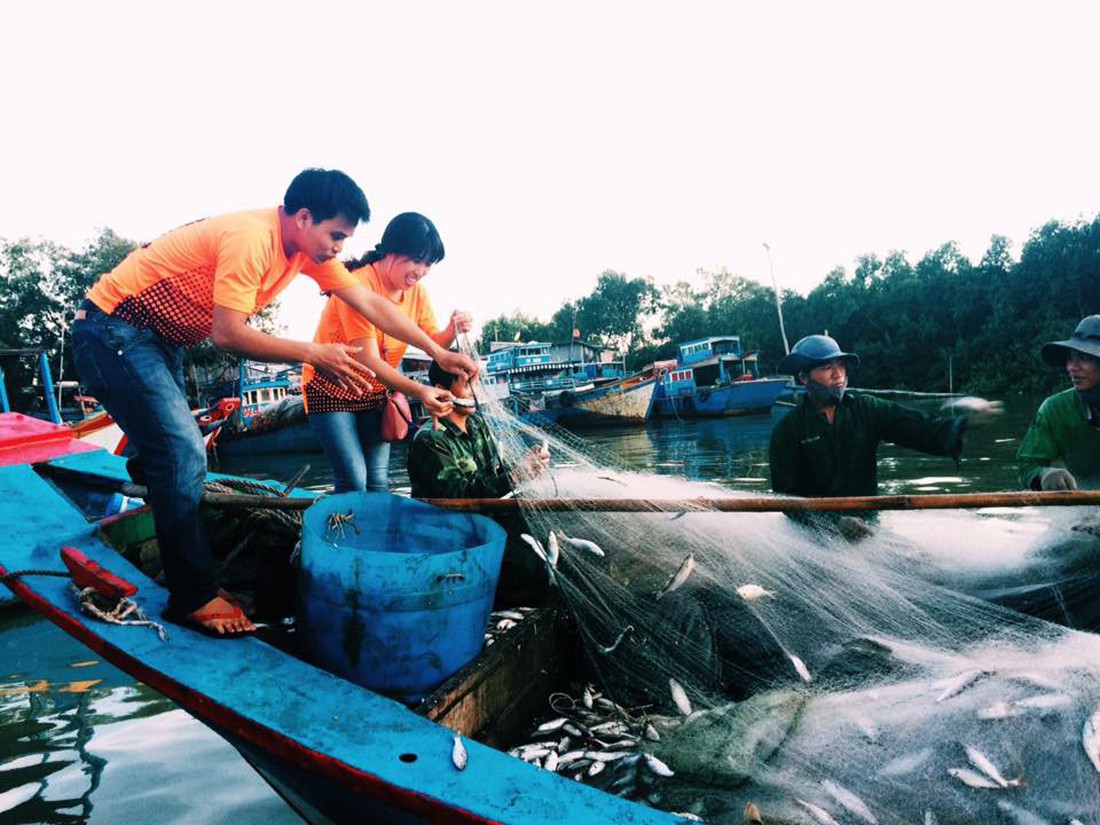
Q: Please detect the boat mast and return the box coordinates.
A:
[762,243,790,355]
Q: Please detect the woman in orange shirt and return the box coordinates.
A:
[303,212,472,492]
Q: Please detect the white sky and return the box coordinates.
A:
[2,1,1098,343]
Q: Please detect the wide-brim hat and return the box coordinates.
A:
[777,334,860,375]
[1041,315,1100,367]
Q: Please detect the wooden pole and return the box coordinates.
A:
[422,491,1100,513]
[102,476,1100,514]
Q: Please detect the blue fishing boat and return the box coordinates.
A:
[652,336,789,418]
[0,417,677,824]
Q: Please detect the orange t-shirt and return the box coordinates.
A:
[302,262,438,414]
[85,208,358,348]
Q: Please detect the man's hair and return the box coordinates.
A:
[283,168,370,225]
[428,351,462,390]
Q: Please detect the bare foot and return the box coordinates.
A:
[186,596,256,635]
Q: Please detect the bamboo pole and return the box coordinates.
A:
[117,486,1100,514]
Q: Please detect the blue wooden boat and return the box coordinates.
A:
[487,341,656,427]
[652,336,789,418]
[0,419,677,824]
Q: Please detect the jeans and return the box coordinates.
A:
[310,409,391,493]
[71,304,214,615]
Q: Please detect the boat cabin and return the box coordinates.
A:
[661,336,762,398]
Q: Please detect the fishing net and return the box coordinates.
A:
[463,381,1100,824]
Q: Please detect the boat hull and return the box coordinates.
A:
[654,377,789,418]
[526,377,656,428]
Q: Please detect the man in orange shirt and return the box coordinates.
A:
[72,168,475,637]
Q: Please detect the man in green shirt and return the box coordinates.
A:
[1018,315,1100,491]
[769,334,1000,538]
[408,355,550,602]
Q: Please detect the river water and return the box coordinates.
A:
[0,394,1047,823]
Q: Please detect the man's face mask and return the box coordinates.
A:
[805,378,846,407]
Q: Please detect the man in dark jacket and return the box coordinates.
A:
[768,334,1000,538]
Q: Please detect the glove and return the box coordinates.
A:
[941,396,1004,429]
[1039,467,1078,491]
[837,516,875,541]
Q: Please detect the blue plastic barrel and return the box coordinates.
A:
[298,492,506,703]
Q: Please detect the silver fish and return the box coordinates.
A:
[643,752,675,777]
[644,722,661,742]
[451,735,468,770]
[536,717,568,733]
[795,798,841,825]
[669,677,693,716]
[560,533,605,557]
[790,654,813,683]
[586,760,605,777]
[494,609,525,621]
[977,700,1022,720]
[520,533,548,563]
[736,584,775,601]
[1083,706,1100,773]
[995,800,1052,825]
[935,668,987,702]
[542,750,559,772]
[1014,692,1072,711]
[947,767,1001,789]
[545,531,560,568]
[582,685,594,709]
[744,801,764,824]
[821,779,878,824]
[495,618,517,631]
[876,747,934,778]
[598,624,634,655]
[656,553,695,600]
[965,744,1020,788]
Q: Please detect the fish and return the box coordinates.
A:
[520,533,548,564]
[935,668,988,702]
[644,722,661,741]
[643,752,675,777]
[542,750,559,772]
[976,700,1022,720]
[790,654,813,683]
[656,553,695,600]
[736,584,775,601]
[451,735,468,770]
[1013,692,1072,711]
[535,717,568,733]
[560,532,605,557]
[947,767,1001,789]
[965,744,1021,788]
[582,685,594,709]
[821,779,878,824]
[495,618,517,631]
[494,609,525,621]
[545,531,561,567]
[669,677,693,716]
[876,747,934,778]
[743,802,764,823]
[586,760,605,777]
[597,624,634,655]
[995,800,1052,825]
[1083,705,1100,772]
[795,798,841,825]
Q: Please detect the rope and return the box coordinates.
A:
[75,586,169,642]
[2,569,168,641]
[203,479,302,533]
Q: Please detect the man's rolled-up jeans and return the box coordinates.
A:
[71,303,215,616]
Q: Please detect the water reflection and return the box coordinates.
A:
[0,612,301,824]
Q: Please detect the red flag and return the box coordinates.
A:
[572,328,581,339]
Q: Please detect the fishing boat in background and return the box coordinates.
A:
[486,339,657,427]
[652,336,789,418]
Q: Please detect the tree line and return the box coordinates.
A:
[479,217,1100,397]
[2,215,1098,410]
